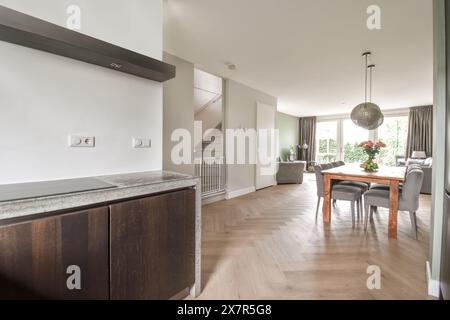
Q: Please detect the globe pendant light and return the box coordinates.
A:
[351,52,384,130]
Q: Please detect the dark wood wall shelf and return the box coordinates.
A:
[0,5,175,82]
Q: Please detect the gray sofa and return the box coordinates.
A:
[402,158,432,194]
[276,161,306,184]
[420,166,432,194]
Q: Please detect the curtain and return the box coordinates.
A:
[298,117,317,165]
[405,105,433,158]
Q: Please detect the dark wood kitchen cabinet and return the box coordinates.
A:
[109,188,196,300]
[0,207,109,299]
[0,187,197,300]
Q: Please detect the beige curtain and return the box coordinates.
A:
[298,117,317,165]
[405,105,433,158]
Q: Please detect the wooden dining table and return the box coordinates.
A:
[322,164,406,239]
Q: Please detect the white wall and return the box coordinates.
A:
[163,52,195,175]
[0,0,163,184]
[195,97,223,132]
[429,0,446,292]
[225,79,277,196]
[277,112,299,161]
[194,69,223,133]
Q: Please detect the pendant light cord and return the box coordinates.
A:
[364,54,368,104]
[369,65,373,103]
[368,64,375,103]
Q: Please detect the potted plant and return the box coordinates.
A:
[358,140,386,172]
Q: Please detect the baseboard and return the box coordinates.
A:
[226,186,256,200]
[202,192,227,205]
[426,261,440,297]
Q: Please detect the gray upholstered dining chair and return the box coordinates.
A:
[367,164,419,215]
[318,161,367,217]
[328,161,369,191]
[314,164,363,226]
[363,168,424,239]
[332,161,369,209]
[331,162,340,168]
[369,164,421,192]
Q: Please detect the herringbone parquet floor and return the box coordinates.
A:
[197,174,432,300]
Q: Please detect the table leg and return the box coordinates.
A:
[388,180,399,239]
[323,174,331,223]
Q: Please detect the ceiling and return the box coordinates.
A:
[163,0,433,117]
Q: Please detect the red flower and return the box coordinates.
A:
[358,140,386,152]
[358,140,376,149]
[375,141,386,148]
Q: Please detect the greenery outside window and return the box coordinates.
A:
[315,113,409,166]
[377,116,408,166]
[316,121,338,163]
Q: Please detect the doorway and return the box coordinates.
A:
[193,69,226,197]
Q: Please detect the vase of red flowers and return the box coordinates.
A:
[358,140,386,172]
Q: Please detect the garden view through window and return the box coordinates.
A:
[342,119,369,163]
[377,116,409,166]
[316,121,338,163]
[316,115,408,166]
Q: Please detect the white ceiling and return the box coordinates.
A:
[163,0,433,117]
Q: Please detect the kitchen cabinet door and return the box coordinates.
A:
[0,207,109,299]
[109,188,195,300]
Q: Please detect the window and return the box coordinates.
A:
[316,113,408,166]
[316,121,338,163]
[342,119,370,163]
[377,116,408,166]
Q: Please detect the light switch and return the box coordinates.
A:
[133,138,151,148]
[69,136,95,148]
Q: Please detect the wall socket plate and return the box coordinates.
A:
[133,138,151,148]
[69,136,95,148]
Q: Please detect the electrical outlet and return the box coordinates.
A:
[69,136,95,148]
[133,138,151,148]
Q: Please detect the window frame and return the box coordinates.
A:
[315,108,409,163]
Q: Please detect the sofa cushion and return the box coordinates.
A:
[423,157,433,167]
[406,159,425,166]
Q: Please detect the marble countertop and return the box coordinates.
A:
[0,171,199,221]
